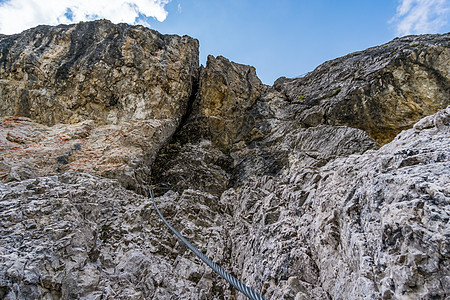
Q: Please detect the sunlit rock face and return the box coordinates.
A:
[177,55,264,150]
[1,107,448,300]
[222,106,450,299]
[0,21,449,300]
[153,34,448,191]
[0,172,235,299]
[0,116,175,191]
[274,34,450,145]
[0,20,199,190]
[0,19,199,126]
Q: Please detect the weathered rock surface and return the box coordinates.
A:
[1,107,448,300]
[153,34,449,190]
[0,116,175,191]
[274,33,450,144]
[0,21,449,300]
[151,139,233,193]
[229,89,380,184]
[151,55,265,190]
[223,106,450,299]
[0,19,199,126]
[177,55,264,149]
[0,172,237,299]
[0,20,199,190]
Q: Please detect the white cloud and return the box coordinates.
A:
[391,0,450,36]
[0,0,170,35]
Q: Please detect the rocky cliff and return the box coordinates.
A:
[0,20,199,191]
[223,106,450,299]
[0,21,449,300]
[0,19,198,125]
[274,34,449,145]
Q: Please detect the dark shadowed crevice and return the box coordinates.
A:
[176,72,200,136]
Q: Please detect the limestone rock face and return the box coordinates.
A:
[1,107,448,300]
[151,139,233,193]
[179,55,264,149]
[229,89,380,184]
[0,19,199,126]
[223,106,450,299]
[274,34,450,144]
[151,55,265,190]
[0,116,175,191]
[0,20,199,191]
[0,22,449,300]
[0,173,236,299]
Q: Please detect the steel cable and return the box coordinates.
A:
[149,188,266,300]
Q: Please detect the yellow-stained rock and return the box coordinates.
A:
[178,55,264,149]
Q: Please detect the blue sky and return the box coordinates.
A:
[0,0,449,84]
[151,0,402,83]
